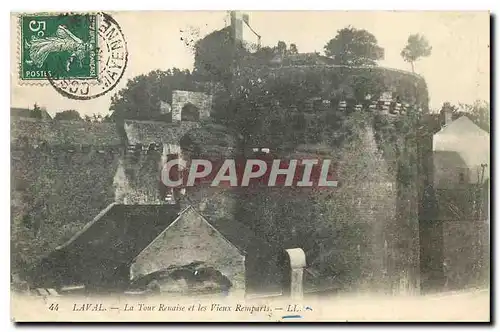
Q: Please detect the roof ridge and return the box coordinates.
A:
[435,115,487,136]
[129,205,196,265]
[54,202,118,251]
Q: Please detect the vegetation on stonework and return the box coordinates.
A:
[235,111,404,290]
[11,149,118,281]
[12,22,436,292]
[210,64,427,152]
[110,68,201,122]
[53,109,82,121]
[192,27,241,86]
[123,151,163,195]
[30,103,46,119]
[373,107,422,277]
[83,113,113,123]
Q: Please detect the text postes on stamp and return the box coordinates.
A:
[21,13,98,81]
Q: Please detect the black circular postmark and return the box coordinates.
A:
[48,12,128,100]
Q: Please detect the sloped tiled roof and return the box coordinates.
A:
[183,207,275,256]
[55,204,274,263]
[34,203,181,287]
[11,118,122,146]
[35,204,277,288]
[123,120,200,145]
[54,203,182,260]
[435,116,489,137]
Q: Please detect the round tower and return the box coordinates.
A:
[227,64,429,294]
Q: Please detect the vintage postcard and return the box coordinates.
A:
[10,11,490,322]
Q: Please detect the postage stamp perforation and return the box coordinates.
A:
[16,11,102,87]
[16,11,129,100]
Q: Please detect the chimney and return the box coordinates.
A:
[230,11,243,45]
[283,248,306,300]
[441,102,453,126]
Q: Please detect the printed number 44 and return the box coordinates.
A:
[48,303,59,311]
[29,20,46,37]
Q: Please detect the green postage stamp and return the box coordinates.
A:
[16,12,128,100]
[20,13,98,80]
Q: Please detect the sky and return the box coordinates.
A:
[10,11,490,116]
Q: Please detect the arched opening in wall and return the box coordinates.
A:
[128,262,233,295]
[181,103,200,122]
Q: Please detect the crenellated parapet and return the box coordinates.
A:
[301,94,419,116]
[233,65,428,106]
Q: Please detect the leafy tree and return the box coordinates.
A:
[53,109,82,121]
[193,27,301,83]
[110,68,198,121]
[427,100,490,134]
[457,100,490,133]
[111,25,258,122]
[193,27,248,85]
[29,103,43,119]
[324,26,384,66]
[401,34,432,73]
[276,41,287,56]
[288,43,298,55]
[249,46,275,64]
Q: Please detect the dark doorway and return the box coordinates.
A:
[181,103,200,121]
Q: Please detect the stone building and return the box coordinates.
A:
[12,10,489,298]
[433,112,490,189]
[113,89,213,205]
[424,108,490,292]
[12,61,432,297]
[15,88,287,296]
[33,203,282,296]
[130,206,246,292]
